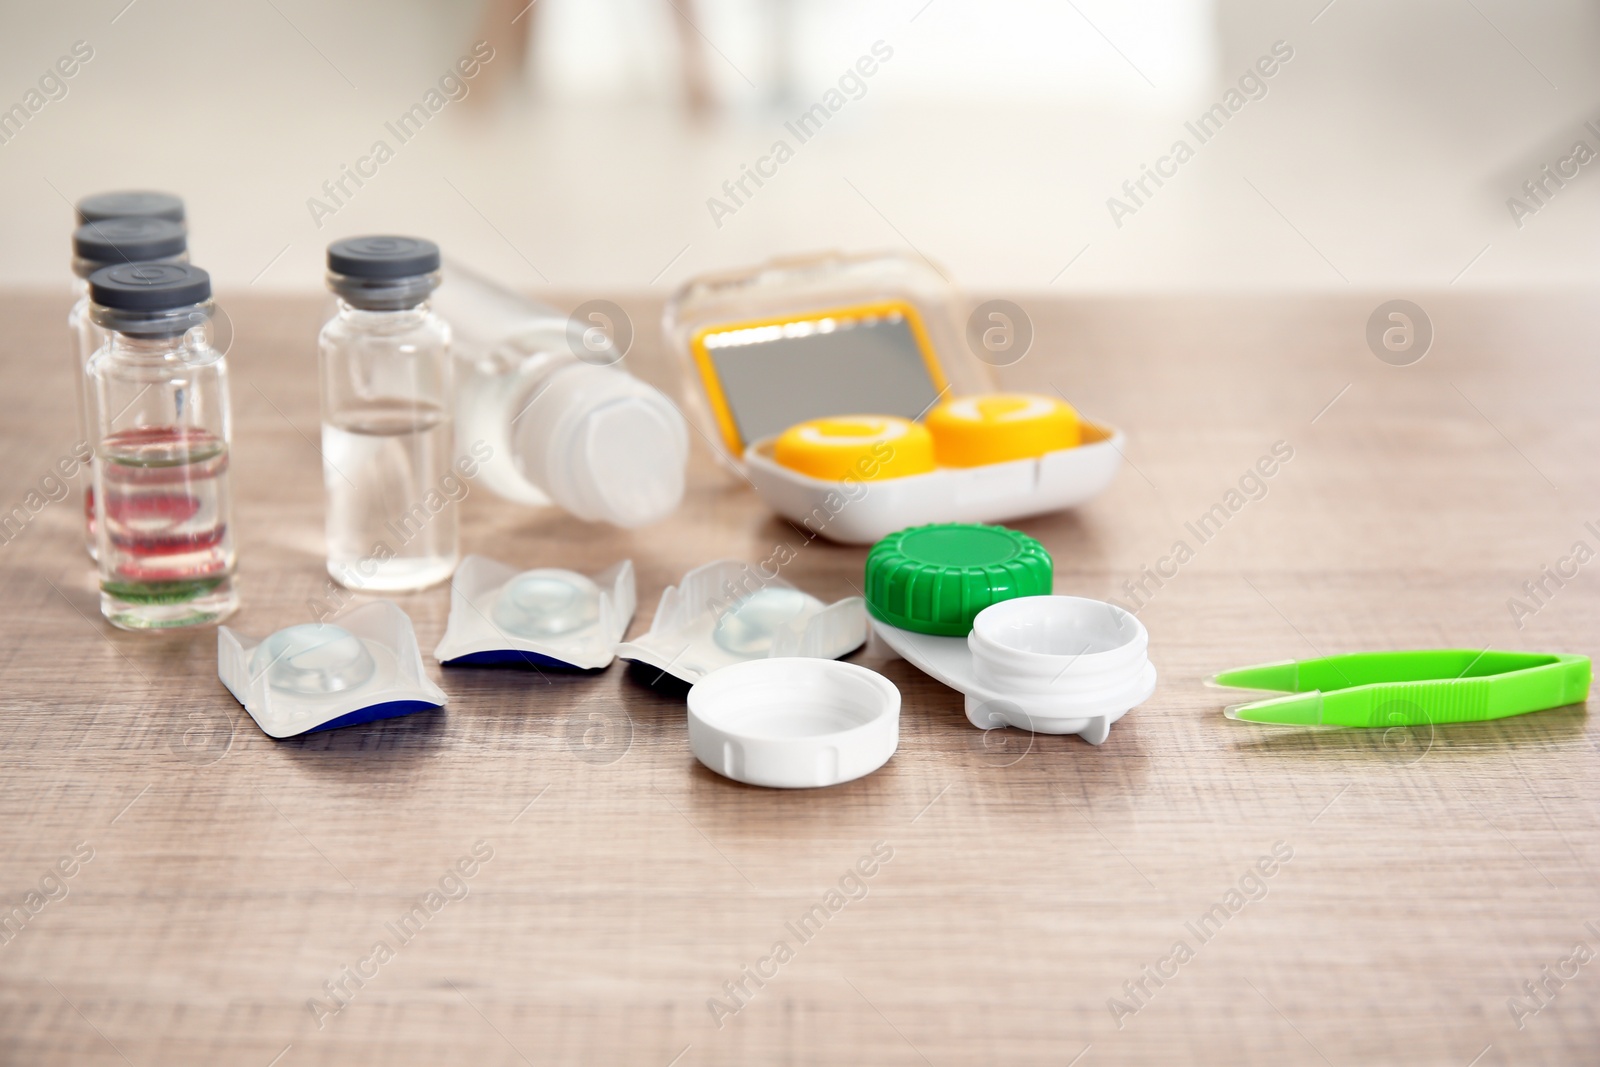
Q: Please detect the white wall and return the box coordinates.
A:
[0,0,1595,293]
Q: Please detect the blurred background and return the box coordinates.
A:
[1,0,1597,293]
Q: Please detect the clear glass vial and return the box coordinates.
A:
[70,216,189,560]
[87,262,238,630]
[319,236,457,592]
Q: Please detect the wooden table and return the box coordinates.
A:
[2,290,1596,1065]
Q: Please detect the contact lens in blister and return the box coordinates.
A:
[713,587,813,656]
[492,569,602,638]
[250,624,376,696]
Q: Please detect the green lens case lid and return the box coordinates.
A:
[864,523,1053,636]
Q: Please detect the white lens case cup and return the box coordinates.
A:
[873,595,1156,743]
[433,555,636,670]
[219,601,447,739]
[688,659,900,788]
[616,560,868,685]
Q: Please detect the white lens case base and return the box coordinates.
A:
[219,601,447,739]
[873,595,1156,743]
[616,560,868,686]
[433,555,636,670]
[688,659,900,789]
[743,423,1126,546]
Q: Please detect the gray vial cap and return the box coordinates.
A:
[76,190,186,225]
[327,236,441,279]
[73,217,188,264]
[89,262,211,311]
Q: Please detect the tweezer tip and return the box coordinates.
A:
[1209,660,1298,691]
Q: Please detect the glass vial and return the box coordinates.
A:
[69,216,189,560]
[319,236,457,592]
[87,262,238,630]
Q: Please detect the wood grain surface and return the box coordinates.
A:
[1,290,1597,1066]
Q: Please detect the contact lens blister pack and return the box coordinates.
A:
[616,560,868,685]
[432,555,636,670]
[218,601,447,738]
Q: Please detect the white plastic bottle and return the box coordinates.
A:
[431,263,688,528]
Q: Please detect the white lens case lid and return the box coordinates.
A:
[615,559,868,685]
[872,595,1156,743]
[433,555,636,670]
[688,658,900,788]
[219,601,447,739]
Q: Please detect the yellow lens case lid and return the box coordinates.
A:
[926,393,1080,467]
[773,416,937,482]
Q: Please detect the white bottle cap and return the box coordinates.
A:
[687,658,900,788]
[512,363,689,527]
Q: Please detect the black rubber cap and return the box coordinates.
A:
[73,217,188,264]
[75,190,186,225]
[89,263,211,311]
[327,236,440,279]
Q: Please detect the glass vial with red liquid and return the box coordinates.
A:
[69,213,188,560]
[86,262,238,630]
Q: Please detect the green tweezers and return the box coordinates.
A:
[1213,650,1590,727]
